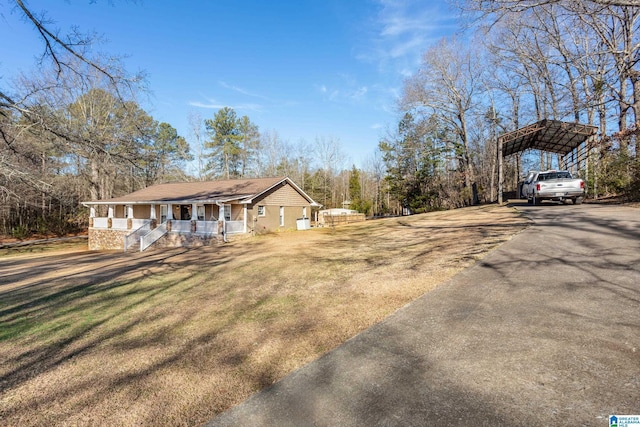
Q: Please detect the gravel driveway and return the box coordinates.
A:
[208,203,640,426]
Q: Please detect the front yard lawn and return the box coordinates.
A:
[0,205,529,426]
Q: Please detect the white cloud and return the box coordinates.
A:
[380,15,440,38]
[352,86,368,99]
[218,81,269,100]
[236,103,264,112]
[187,96,263,112]
[359,0,458,73]
[188,97,225,109]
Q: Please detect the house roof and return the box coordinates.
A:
[499,119,598,157]
[83,176,321,206]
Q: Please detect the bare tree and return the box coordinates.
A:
[3,1,140,95]
[570,4,640,131]
[458,0,640,18]
[362,151,386,215]
[402,36,484,205]
[256,130,286,177]
[188,111,205,180]
[0,1,145,172]
[463,0,640,132]
[314,136,345,207]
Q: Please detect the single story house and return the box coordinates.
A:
[82,176,321,251]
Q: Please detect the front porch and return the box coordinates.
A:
[87,202,247,251]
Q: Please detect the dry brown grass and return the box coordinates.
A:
[0,205,529,426]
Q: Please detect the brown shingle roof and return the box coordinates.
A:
[85,176,289,204]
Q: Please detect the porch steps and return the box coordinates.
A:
[123,221,152,253]
[140,223,168,251]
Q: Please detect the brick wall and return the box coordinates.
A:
[89,228,223,251]
[88,229,128,251]
[152,233,221,249]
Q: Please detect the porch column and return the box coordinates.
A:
[191,203,198,233]
[167,204,174,220]
[243,205,247,233]
[107,205,114,229]
[149,204,157,229]
[126,205,134,229]
[89,206,95,228]
[216,202,226,241]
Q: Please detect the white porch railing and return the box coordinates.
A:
[225,220,244,234]
[171,220,192,233]
[124,220,152,252]
[93,217,108,228]
[196,220,218,235]
[111,218,128,230]
[131,218,148,229]
[141,223,168,252]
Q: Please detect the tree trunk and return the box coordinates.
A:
[90,157,100,200]
[629,69,640,129]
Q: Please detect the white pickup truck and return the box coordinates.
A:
[521,170,585,205]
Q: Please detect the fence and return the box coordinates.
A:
[322,213,366,227]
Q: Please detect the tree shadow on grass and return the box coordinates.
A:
[0,242,342,425]
[207,205,640,427]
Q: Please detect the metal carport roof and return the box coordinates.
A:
[496,119,598,204]
[500,119,598,157]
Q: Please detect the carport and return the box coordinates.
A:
[497,119,598,203]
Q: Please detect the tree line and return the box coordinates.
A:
[379,0,640,213]
[1,0,639,238]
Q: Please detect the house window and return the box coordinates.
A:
[257,205,265,217]
[279,206,284,226]
[197,205,205,221]
[302,206,307,218]
[160,205,167,223]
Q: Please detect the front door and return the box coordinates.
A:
[180,205,191,220]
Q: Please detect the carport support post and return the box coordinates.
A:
[498,135,504,205]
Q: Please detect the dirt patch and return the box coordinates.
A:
[0,205,529,426]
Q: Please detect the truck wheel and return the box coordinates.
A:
[533,195,541,205]
[574,197,583,205]
[527,197,533,205]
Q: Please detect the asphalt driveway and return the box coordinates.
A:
[207,203,640,426]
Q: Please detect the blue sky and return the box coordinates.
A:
[0,0,460,170]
